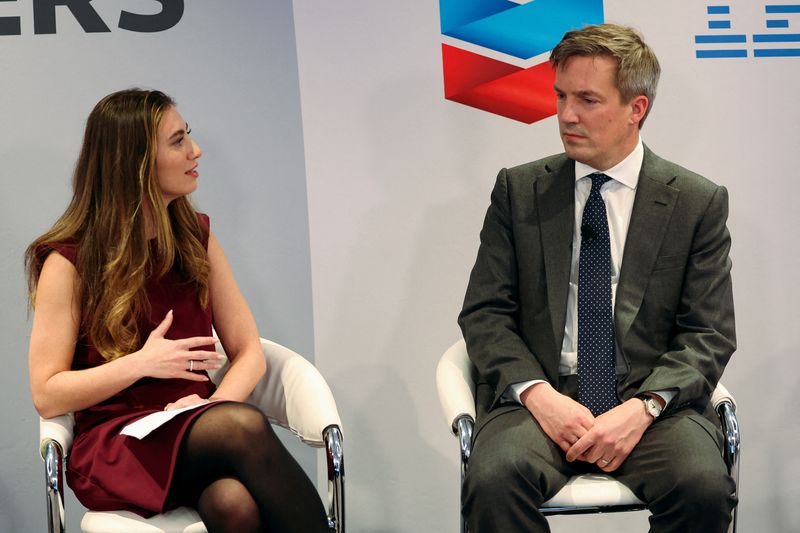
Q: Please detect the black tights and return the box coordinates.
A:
[170,402,329,533]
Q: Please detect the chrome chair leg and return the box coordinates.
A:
[718,401,740,533]
[43,439,65,533]
[455,414,474,533]
[325,425,345,533]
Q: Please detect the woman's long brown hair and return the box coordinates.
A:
[25,89,210,361]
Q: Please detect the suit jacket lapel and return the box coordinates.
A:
[615,147,679,344]
[536,156,575,348]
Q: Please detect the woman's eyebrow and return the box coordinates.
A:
[168,123,189,140]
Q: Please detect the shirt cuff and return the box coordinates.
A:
[645,389,675,408]
[506,380,547,404]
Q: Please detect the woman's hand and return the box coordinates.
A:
[132,310,223,381]
[163,394,210,411]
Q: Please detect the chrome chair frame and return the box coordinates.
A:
[40,338,345,533]
[437,339,740,533]
[325,426,346,532]
[43,437,67,533]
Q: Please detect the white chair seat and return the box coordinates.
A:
[543,474,642,509]
[82,507,205,533]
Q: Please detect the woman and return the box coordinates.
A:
[26,89,328,533]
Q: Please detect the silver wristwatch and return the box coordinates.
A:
[640,395,663,419]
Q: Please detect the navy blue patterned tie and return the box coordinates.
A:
[577,173,619,416]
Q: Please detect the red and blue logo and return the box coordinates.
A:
[439,0,604,123]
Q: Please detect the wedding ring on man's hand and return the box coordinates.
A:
[189,360,194,372]
[599,459,610,466]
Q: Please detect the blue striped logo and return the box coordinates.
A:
[696,3,800,58]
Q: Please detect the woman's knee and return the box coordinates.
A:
[200,403,274,444]
[226,403,271,436]
[198,478,261,532]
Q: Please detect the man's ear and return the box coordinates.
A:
[629,95,649,126]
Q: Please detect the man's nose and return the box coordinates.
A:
[558,99,578,123]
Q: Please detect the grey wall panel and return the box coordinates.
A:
[0,1,313,530]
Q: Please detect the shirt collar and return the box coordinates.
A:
[574,137,643,190]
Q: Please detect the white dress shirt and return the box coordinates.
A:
[509,138,674,407]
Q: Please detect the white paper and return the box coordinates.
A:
[121,401,216,439]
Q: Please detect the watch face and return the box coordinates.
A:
[645,398,661,417]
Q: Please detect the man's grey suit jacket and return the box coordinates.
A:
[458,146,736,435]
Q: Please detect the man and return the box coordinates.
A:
[458,24,736,532]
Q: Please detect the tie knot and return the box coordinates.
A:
[589,172,612,193]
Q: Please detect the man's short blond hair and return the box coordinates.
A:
[550,24,661,126]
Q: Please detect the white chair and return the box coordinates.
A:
[40,338,345,533]
[435,339,740,532]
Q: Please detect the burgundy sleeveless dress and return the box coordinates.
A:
[45,213,222,517]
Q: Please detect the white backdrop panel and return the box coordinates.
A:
[294,1,799,531]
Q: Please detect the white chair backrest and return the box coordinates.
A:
[435,339,477,428]
[213,338,341,447]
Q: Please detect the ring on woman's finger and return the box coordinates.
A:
[189,360,194,372]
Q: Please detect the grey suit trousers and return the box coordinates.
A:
[462,377,737,533]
